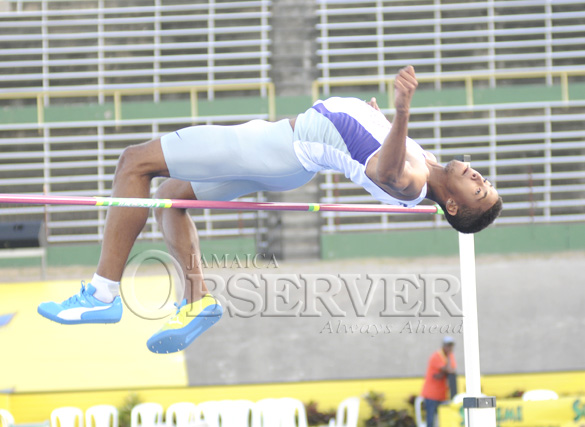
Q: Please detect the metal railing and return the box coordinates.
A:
[0,113,271,244]
[312,69,585,107]
[0,0,272,100]
[315,0,585,233]
[0,82,277,125]
[1,100,584,240]
[316,0,585,93]
[1,0,584,242]
[320,99,585,233]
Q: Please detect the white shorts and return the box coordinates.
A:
[160,119,316,201]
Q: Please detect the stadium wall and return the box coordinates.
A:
[1,223,584,268]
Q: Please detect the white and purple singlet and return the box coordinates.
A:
[293,97,427,207]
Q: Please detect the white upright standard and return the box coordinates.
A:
[457,155,497,427]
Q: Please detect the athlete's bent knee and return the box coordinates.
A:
[115,139,167,179]
[116,145,145,177]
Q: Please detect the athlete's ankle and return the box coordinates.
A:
[91,273,120,303]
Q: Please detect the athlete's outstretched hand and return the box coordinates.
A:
[394,65,418,113]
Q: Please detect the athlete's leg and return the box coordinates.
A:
[148,178,228,354]
[153,178,271,303]
[96,138,170,281]
[153,178,208,303]
[147,177,276,353]
[38,138,170,325]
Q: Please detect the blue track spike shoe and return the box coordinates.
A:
[38,281,123,325]
[147,294,223,354]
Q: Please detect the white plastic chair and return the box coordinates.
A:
[328,397,359,427]
[522,389,559,401]
[0,409,15,427]
[194,401,221,427]
[86,405,118,427]
[413,396,426,427]
[51,407,84,427]
[255,399,281,427]
[131,403,163,427]
[217,400,258,427]
[280,398,307,427]
[165,402,198,427]
[256,398,307,427]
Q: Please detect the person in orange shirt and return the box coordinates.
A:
[421,336,457,427]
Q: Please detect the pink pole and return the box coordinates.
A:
[0,193,443,215]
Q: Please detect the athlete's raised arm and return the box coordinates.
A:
[371,66,427,198]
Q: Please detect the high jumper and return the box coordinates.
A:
[36,65,502,353]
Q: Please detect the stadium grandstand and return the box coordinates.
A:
[0,0,584,250]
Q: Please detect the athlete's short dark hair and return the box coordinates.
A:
[440,197,503,234]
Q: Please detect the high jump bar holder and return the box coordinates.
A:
[455,154,496,427]
[0,155,496,426]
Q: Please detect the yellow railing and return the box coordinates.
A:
[312,69,585,107]
[0,82,276,125]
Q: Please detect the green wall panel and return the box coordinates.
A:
[2,225,584,268]
[321,223,585,260]
[4,83,585,125]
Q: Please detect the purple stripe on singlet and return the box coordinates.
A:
[312,102,380,165]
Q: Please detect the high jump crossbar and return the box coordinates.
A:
[0,193,444,215]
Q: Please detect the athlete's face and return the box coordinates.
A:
[443,160,499,215]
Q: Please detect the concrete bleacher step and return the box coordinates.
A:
[0,0,271,91]
[278,179,321,261]
[270,0,318,96]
